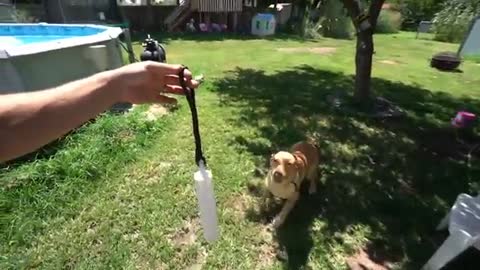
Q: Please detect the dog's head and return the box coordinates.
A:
[269,151,298,184]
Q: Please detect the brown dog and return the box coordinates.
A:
[264,141,319,228]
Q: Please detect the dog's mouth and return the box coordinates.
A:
[272,171,285,183]
[273,177,283,183]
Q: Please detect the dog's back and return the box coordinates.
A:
[290,141,319,170]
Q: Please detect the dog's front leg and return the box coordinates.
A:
[261,189,274,215]
[271,192,299,229]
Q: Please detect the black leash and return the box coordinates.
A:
[179,67,207,167]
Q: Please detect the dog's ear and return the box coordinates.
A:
[293,152,303,169]
[267,154,274,167]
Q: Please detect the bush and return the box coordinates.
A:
[388,0,446,30]
[376,10,403,33]
[432,0,480,43]
[319,0,354,39]
[13,4,45,23]
[304,20,324,39]
[284,0,353,39]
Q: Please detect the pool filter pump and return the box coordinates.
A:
[140,34,166,63]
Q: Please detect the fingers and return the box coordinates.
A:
[162,80,199,95]
[163,76,180,86]
[143,61,199,90]
[144,62,182,76]
[155,94,177,104]
[190,80,200,89]
[181,69,193,81]
[164,76,199,88]
[163,85,184,95]
[144,62,193,81]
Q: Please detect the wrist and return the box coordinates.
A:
[96,69,127,104]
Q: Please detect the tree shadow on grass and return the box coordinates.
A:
[212,66,480,269]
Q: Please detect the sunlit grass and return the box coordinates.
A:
[1,32,479,269]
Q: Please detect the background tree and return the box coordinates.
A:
[389,0,446,29]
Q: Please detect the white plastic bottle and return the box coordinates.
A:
[193,161,219,243]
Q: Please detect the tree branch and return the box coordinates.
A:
[341,0,386,30]
[340,0,362,28]
[369,0,386,29]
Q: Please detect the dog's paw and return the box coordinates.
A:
[271,216,284,229]
[265,223,275,233]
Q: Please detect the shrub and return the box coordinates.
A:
[388,0,446,30]
[376,10,403,33]
[304,20,324,39]
[319,0,354,39]
[14,9,31,23]
[432,0,480,43]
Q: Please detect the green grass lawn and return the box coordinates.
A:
[1,32,480,269]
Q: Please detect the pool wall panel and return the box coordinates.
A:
[0,60,25,94]
[1,40,124,94]
[0,23,124,95]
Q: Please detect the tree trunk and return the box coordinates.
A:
[340,0,385,102]
[300,6,309,37]
[355,30,374,100]
[146,3,154,30]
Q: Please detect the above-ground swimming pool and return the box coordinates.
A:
[0,23,124,94]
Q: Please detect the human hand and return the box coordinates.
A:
[110,61,199,105]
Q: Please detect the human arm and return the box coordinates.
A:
[0,61,198,163]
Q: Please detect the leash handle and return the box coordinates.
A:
[179,66,207,167]
[179,67,218,243]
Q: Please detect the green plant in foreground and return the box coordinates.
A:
[0,108,168,261]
